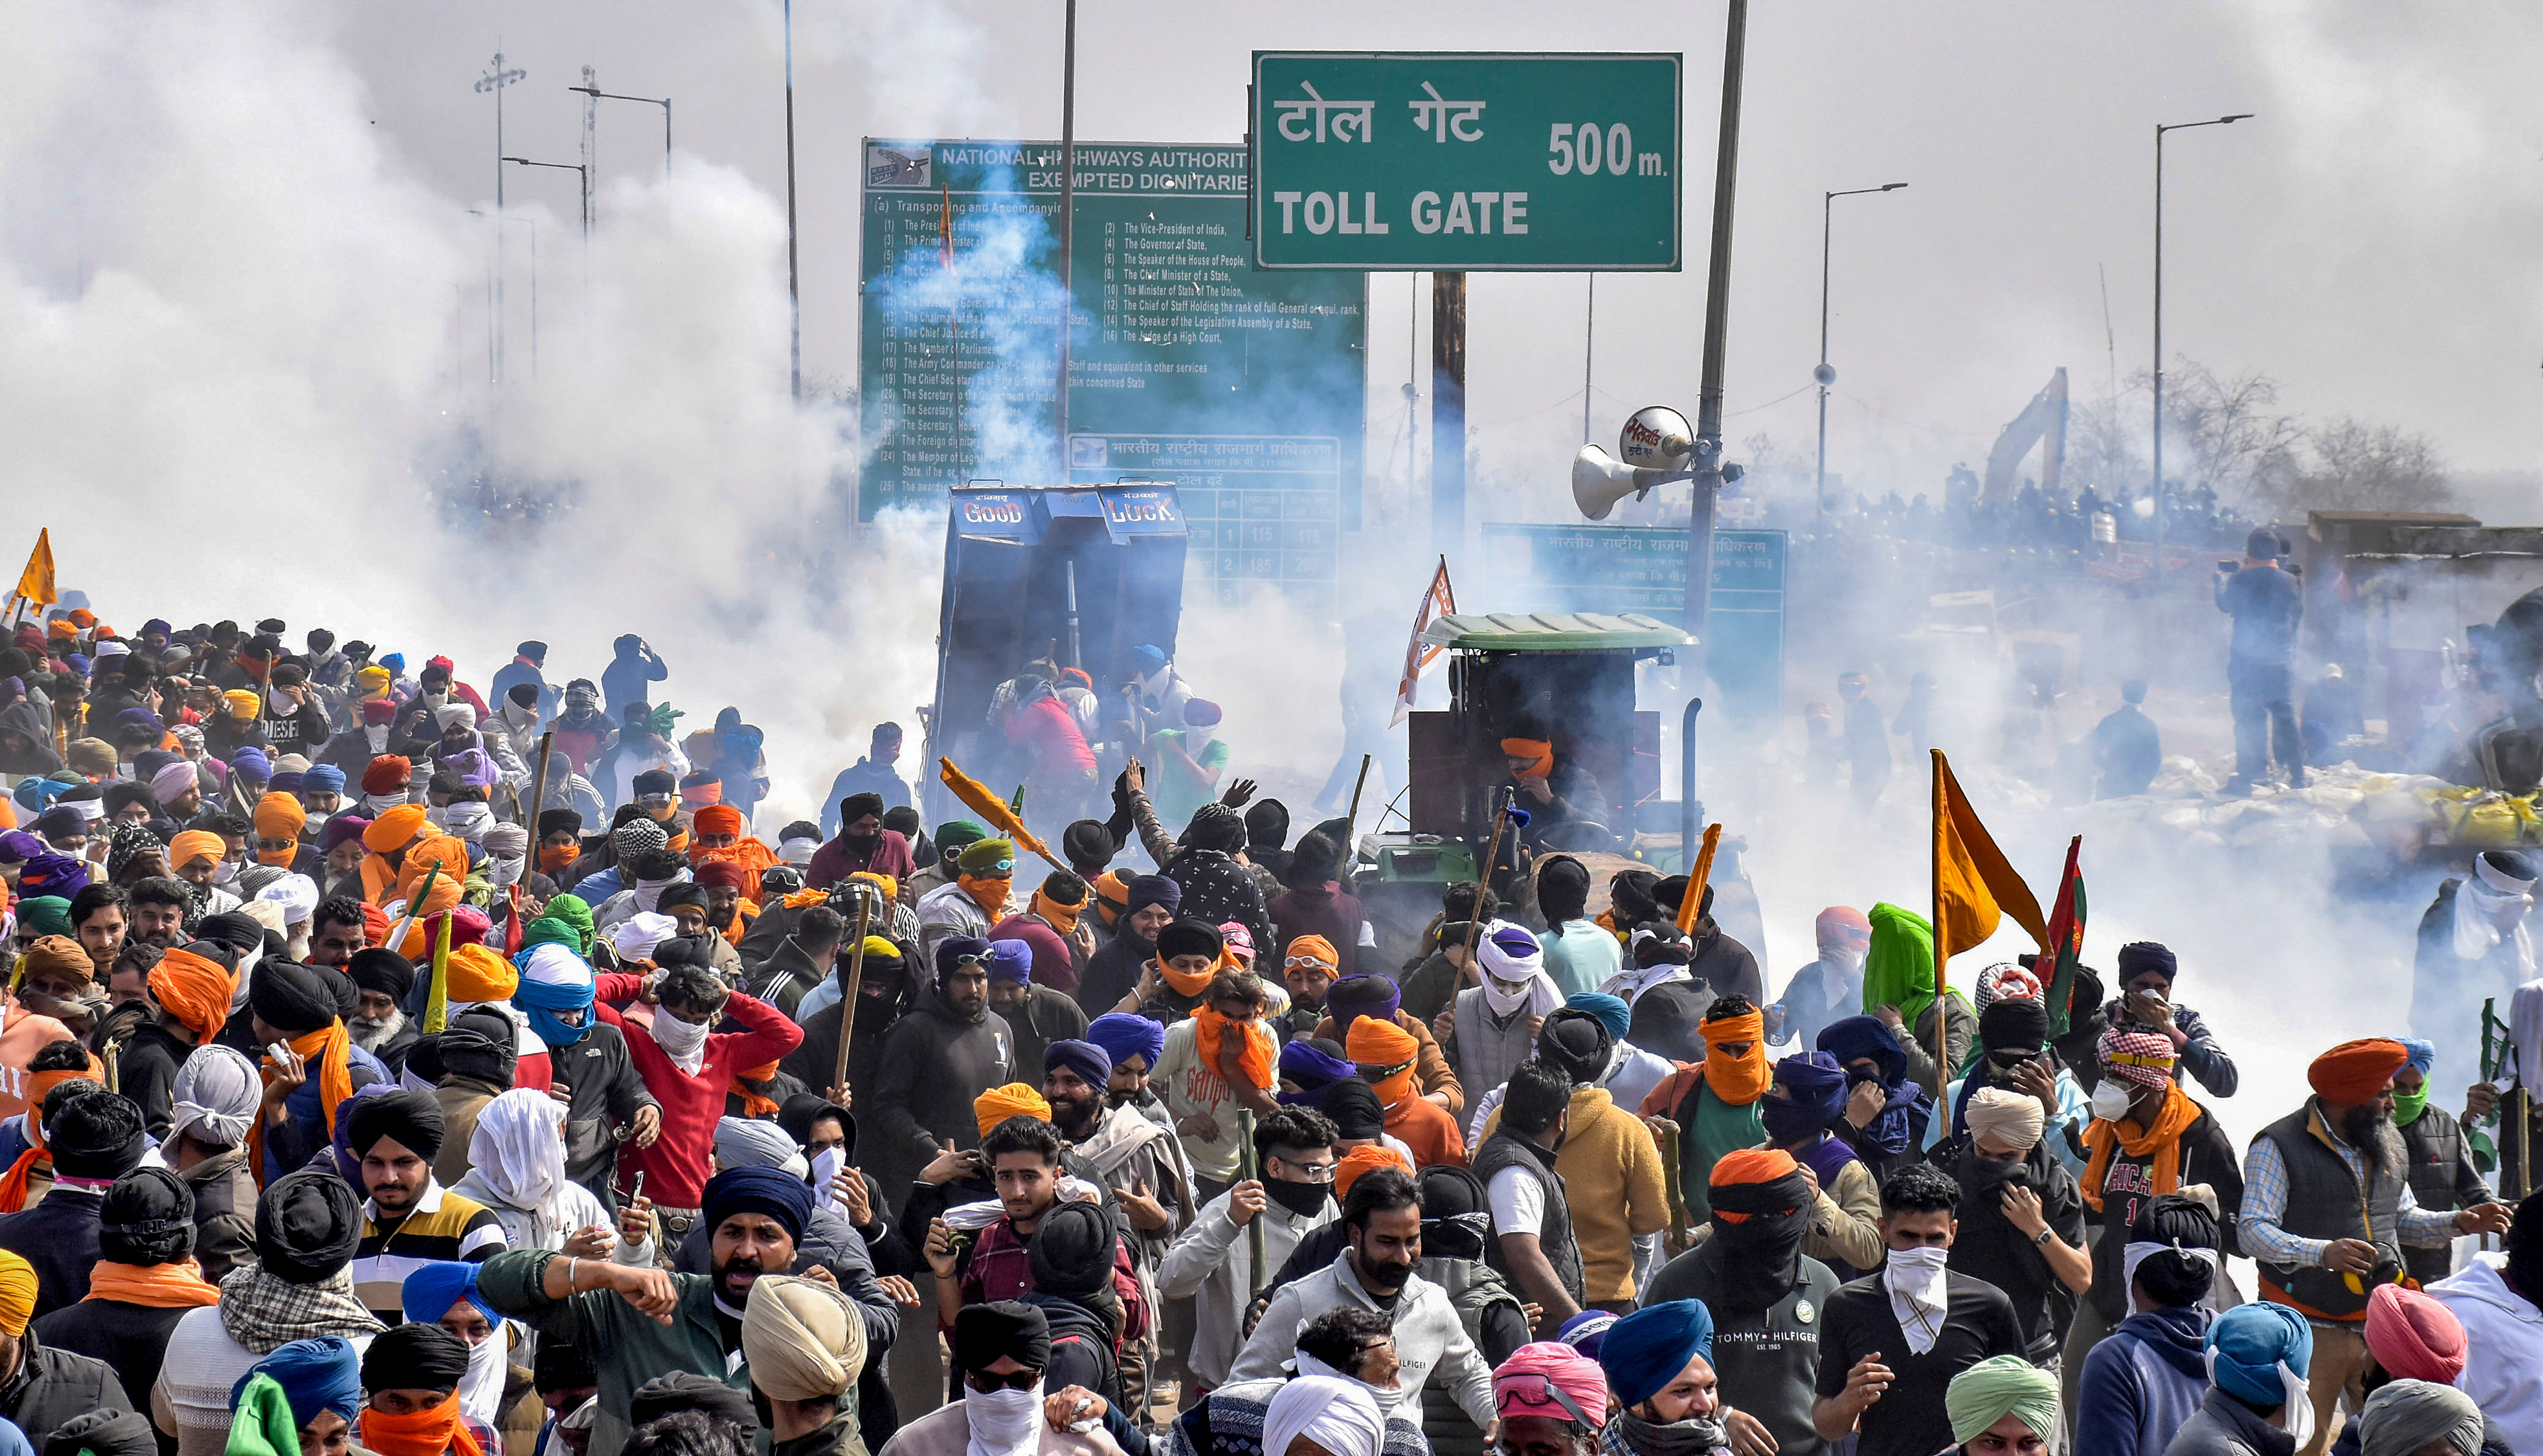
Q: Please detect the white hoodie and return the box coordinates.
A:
[2430,1251,2543,1453]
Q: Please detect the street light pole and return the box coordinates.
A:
[2151,113,2250,570]
[503,158,591,260]
[571,84,673,174]
[1815,182,1906,522]
[784,0,799,400]
[1683,0,1749,666]
[475,52,526,386]
[1055,0,1078,468]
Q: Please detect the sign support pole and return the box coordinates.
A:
[1684,0,1749,685]
[1432,271,1466,561]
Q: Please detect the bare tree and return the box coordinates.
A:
[2136,358,2302,507]
[2064,391,2145,498]
[2272,417,2455,513]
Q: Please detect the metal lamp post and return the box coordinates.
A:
[2151,113,2251,567]
[1815,182,1906,521]
[502,157,591,263]
[569,84,672,174]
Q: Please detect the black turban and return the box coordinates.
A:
[1061,820,1116,868]
[100,1165,196,1266]
[250,960,342,1036]
[630,1372,757,1432]
[51,1093,147,1181]
[776,1094,851,1160]
[256,1168,363,1283]
[2115,942,2177,985]
[1184,803,1247,854]
[436,1007,519,1089]
[345,1088,445,1160]
[44,1412,158,1456]
[196,913,267,959]
[2509,1187,2543,1302]
[348,949,415,1002]
[953,1301,1051,1377]
[2129,1193,2221,1308]
[1026,1202,1116,1299]
[1155,919,1224,964]
[1979,995,2050,1055]
[837,792,886,827]
[363,1321,470,1392]
[1608,871,1662,926]
[1318,1077,1385,1141]
[1537,1010,1615,1086]
[537,809,583,840]
[653,933,716,970]
[534,1341,598,1395]
[656,883,709,915]
[701,1166,812,1246]
[1416,1166,1491,1261]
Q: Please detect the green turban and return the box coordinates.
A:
[1945,1355,2060,1446]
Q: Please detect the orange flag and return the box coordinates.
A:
[1674,823,1723,934]
[1930,749,2049,1001]
[938,757,1062,870]
[1391,557,1456,727]
[13,530,54,606]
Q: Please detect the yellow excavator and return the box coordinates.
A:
[1981,367,2068,504]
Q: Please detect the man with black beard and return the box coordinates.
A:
[1159,1105,1340,1389]
[1647,1148,1842,1456]
[2241,1037,2510,1453]
[805,792,915,891]
[1044,1035,1189,1425]
[347,948,420,1076]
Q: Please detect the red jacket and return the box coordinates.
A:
[989,913,1077,994]
[592,974,803,1209]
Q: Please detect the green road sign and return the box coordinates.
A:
[1251,51,1682,271]
[858,140,1365,606]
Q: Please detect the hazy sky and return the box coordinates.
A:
[306,0,2543,504]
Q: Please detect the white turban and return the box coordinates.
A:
[612,912,679,962]
[170,1044,262,1148]
[1475,922,1563,1019]
[469,1088,572,1230]
[1965,1086,2046,1153]
[257,872,321,927]
[716,1115,809,1178]
[434,703,478,731]
[741,1275,866,1403]
[1264,1376,1386,1456]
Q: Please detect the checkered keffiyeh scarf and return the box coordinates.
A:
[217,1264,384,1353]
[2099,1024,2178,1091]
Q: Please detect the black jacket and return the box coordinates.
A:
[30,1293,189,1430]
[0,1333,131,1445]
[182,1145,260,1285]
[115,1023,193,1141]
[749,937,833,1022]
[863,985,1018,1185]
[999,985,1090,1085]
[1077,931,1154,1018]
[0,1187,105,1317]
[1157,848,1275,969]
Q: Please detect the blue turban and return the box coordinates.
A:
[1558,1309,1618,1359]
[2398,1039,2438,1078]
[10,776,76,814]
[1816,1015,1907,1087]
[232,747,270,782]
[1775,1051,1850,1124]
[2206,1301,2312,1408]
[512,942,598,1048]
[303,764,347,796]
[1277,1039,1356,1106]
[401,1260,502,1330]
[703,1164,814,1245]
[1599,1299,1717,1409]
[1044,1039,1112,1089]
[936,935,992,982]
[1087,1013,1166,1073]
[1124,875,1181,917]
[231,1336,363,1426]
[1566,992,1633,1042]
[986,939,1034,985]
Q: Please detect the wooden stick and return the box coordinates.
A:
[1460,791,1518,967]
[1341,753,1373,853]
[1238,1106,1267,1294]
[524,729,555,834]
[830,890,877,1098]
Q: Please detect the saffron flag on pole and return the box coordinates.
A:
[13,530,54,608]
[1391,556,1456,727]
[1674,823,1723,934]
[1930,748,2049,1035]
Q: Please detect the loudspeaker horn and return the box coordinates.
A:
[1573,444,1652,521]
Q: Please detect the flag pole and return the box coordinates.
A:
[1930,749,1949,1085]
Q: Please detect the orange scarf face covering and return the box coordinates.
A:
[85,1257,220,1308]
[364,1396,484,1456]
[960,873,1011,921]
[1194,1006,1274,1093]
[1032,889,1083,936]
[539,845,576,874]
[1702,1010,1772,1105]
[2078,1082,2200,1211]
[1157,954,1217,999]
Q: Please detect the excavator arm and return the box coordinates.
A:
[1981,367,2069,504]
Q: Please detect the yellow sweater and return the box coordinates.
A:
[1483,1085,1669,1302]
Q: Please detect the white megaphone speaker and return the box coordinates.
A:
[1573,406,1698,520]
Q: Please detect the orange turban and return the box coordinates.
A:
[1346,1015,1421,1107]
[363,804,429,854]
[1702,1007,1771,1105]
[973,1083,1052,1137]
[254,792,306,865]
[1500,738,1553,779]
[444,942,519,1003]
[1707,1147,1802,1223]
[148,946,237,1044]
[1334,1144,1415,1199]
[2309,1038,2409,1105]
[167,829,226,873]
[693,805,744,838]
[397,835,468,902]
[1284,935,1339,973]
[223,690,260,722]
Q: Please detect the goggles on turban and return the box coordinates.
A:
[1493,1341,1610,1430]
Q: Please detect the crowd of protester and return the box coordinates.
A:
[0,605,2533,1456]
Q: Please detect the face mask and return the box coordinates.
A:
[1758,1095,1822,1147]
[421,690,448,707]
[2091,1079,2136,1123]
[1481,976,1535,1017]
[1612,1410,1731,1456]
[652,1011,710,1062]
[2393,1084,2430,1126]
[365,725,389,751]
[963,1383,1044,1456]
[214,857,241,887]
[305,810,331,835]
[1266,1178,1331,1219]
[265,689,291,714]
[487,854,523,888]
[541,844,577,873]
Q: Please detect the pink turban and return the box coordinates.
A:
[151,761,199,805]
[1493,1341,1610,1429]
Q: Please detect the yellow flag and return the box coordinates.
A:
[13,530,54,606]
[1931,749,2049,993]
